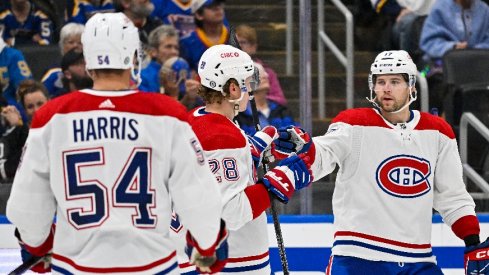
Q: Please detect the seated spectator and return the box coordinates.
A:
[419,0,489,112]
[60,49,92,95]
[235,63,298,136]
[41,22,84,98]
[159,56,203,109]
[140,25,179,92]
[151,0,195,37]
[420,0,489,61]
[392,0,435,54]
[235,24,288,106]
[180,0,228,71]
[0,79,47,182]
[114,0,162,48]
[0,0,53,46]
[0,36,32,121]
[66,0,115,24]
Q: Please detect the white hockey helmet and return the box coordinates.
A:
[198,44,254,94]
[368,50,417,89]
[367,50,418,113]
[81,12,141,74]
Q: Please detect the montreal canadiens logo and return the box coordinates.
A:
[376,155,431,198]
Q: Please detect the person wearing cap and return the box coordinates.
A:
[60,49,93,96]
[179,0,228,71]
[235,62,298,136]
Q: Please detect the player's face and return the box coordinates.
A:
[374,74,409,113]
[23,91,48,121]
[156,36,179,64]
[62,34,82,55]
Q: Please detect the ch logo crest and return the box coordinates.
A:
[376,155,431,198]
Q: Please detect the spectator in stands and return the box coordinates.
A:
[0,36,32,120]
[392,0,435,54]
[66,0,115,24]
[41,23,84,98]
[235,24,288,106]
[60,49,92,95]
[0,0,53,46]
[419,0,489,113]
[420,0,489,61]
[159,56,203,109]
[140,25,179,92]
[150,0,195,37]
[235,63,297,136]
[0,79,47,182]
[113,0,162,47]
[180,0,228,71]
[0,101,28,183]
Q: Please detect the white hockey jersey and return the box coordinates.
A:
[310,108,476,264]
[7,89,222,274]
[170,107,271,274]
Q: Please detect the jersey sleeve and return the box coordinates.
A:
[432,134,477,227]
[6,126,55,248]
[310,122,353,180]
[168,120,222,250]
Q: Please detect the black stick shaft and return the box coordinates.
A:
[8,256,43,275]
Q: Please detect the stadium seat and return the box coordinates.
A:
[442,49,489,126]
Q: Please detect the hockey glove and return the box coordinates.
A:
[261,154,313,203]
[465,237,489,275]
[249,126,281,168]
[186,220,229,274]
[275,126,313,157]
[15,224,55,273]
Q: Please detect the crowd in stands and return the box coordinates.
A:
[0,0,297,184]
[0,0,488,183]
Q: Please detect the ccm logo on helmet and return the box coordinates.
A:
[376,155,431,198]
[220,52,240,58]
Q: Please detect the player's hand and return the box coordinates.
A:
[249,126,280,168]
[465,237,489,275]
[261,154,313,203]
[275,126,313,157]
[15,224,55,273]
[186,220,229,274]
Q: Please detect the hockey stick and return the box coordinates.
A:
[228,27,290,275]
[8,255,44,275]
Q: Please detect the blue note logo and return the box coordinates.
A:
[376,155,431,198]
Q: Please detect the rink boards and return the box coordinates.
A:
[1,214,488,274]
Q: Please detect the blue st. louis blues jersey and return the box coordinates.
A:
[0,8,53,45]
[309,108,477,264]
[0,43,32,103]
[151,0,195,37]
[41,67,64,98]
[67,0,114,24]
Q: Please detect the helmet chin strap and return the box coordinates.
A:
[227,90,246,117]
[367,86,417,114]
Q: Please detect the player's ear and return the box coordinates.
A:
[228,82,241,100]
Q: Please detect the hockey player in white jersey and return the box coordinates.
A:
[274,50,489,274]
[169,44,313,274]
[6,12,228,274]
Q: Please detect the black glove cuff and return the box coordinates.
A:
[464,234,480,247]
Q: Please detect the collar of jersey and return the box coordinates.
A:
[374,108,420,130]
[79,89,138,97]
